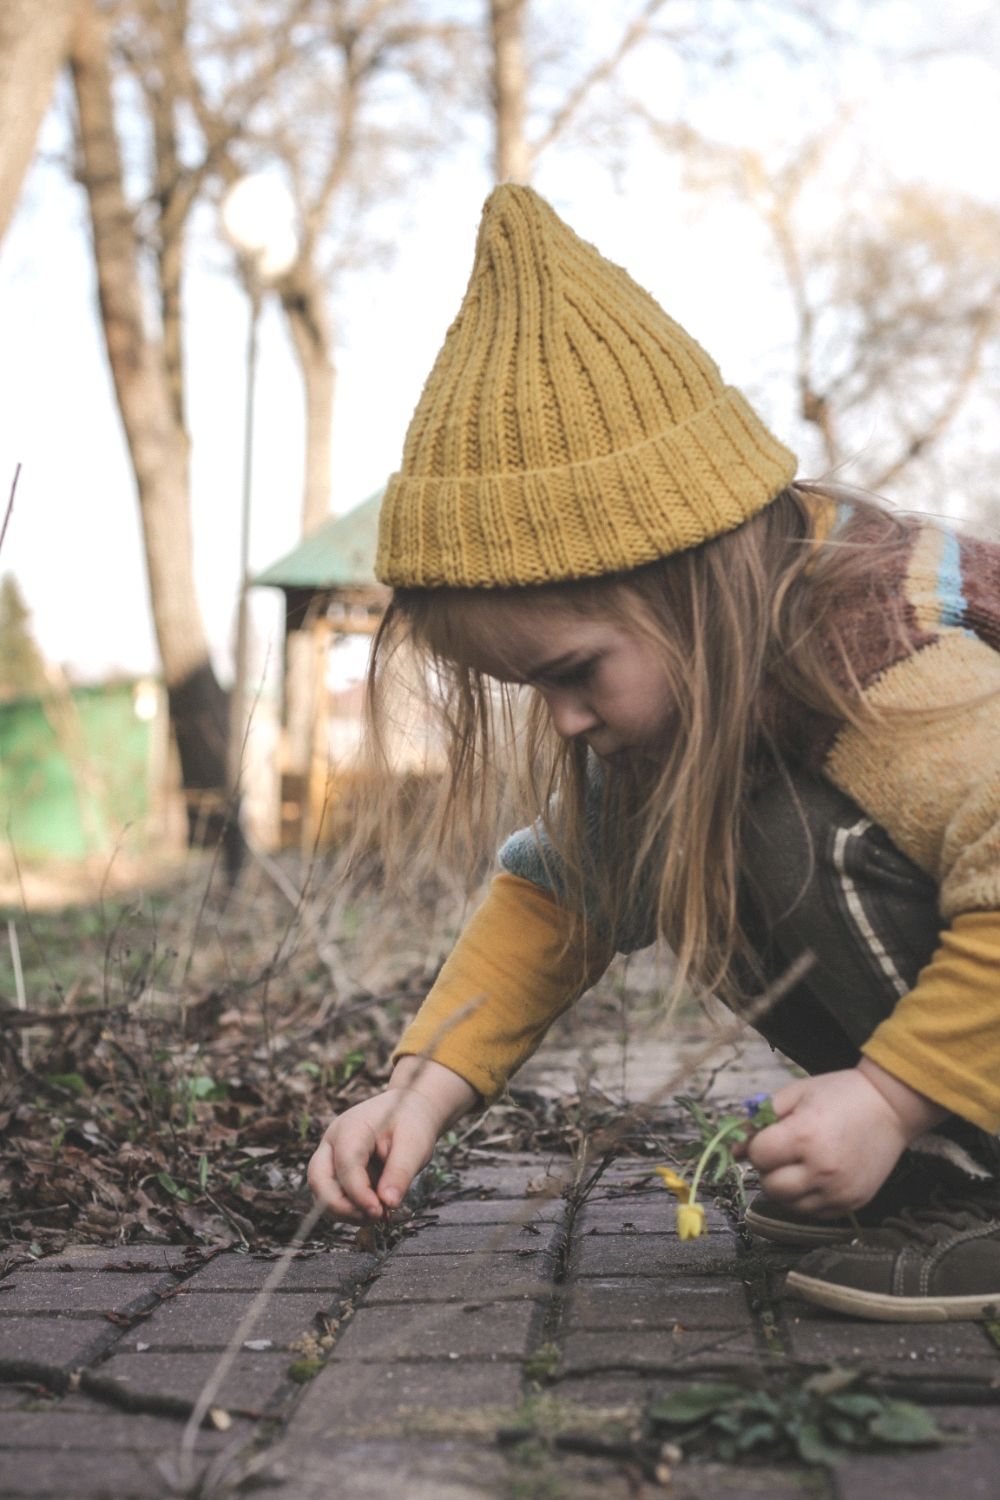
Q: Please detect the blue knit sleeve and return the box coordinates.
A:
[497,758,656,953]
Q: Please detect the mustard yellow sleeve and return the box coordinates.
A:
[861,910,1000,1132]
[391,872,614,1103]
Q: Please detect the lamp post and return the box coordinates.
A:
[220,174,299,875]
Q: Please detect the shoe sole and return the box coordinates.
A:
[785,1268,1000,1322]
[744,1205,856,1247]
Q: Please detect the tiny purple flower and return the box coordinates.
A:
[743,1093,778,1127]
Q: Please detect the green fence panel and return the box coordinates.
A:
[0,682,154,860]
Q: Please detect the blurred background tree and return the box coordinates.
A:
[0,0,81,242]
[648,113,1000,512]
[0,575,49,701]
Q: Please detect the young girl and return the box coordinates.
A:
[308,184,1000,1322]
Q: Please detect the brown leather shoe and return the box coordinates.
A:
[784,1192,1000,1321]
[744,1195,858,1246]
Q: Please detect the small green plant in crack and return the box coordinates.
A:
[522,1342,560,1384]
[498,1392,638,1489]
[648,1367,956,1468]
[497,1369,955,1477]
[416,1140,461,1197]
[505,1441,566,1500]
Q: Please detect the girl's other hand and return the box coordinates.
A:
[743,1062,945,1216]
[307,1059,478,1222]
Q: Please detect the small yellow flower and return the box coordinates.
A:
[676,1203,706,1240]
[653,1166,691,1203]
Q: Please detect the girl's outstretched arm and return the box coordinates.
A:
[310,874,611,1221]
[307,1058,478,1222]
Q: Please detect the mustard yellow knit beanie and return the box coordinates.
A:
[376,185,796,588]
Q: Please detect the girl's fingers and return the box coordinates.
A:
[768,1080,805,1117]
[313,1180,371,1223]
[310,1127,384,1219]
[307,1143,371,1222]
[753,1162,811,1203]
[755,1162,856,1216]
[376,1131,433,1209]
[741,1086,805,1167]
[745,1121,797,1173]
[335,1131,387,1218]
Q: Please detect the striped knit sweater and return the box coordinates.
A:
[394,509,1000,1130]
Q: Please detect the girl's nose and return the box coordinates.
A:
[546,692,599,741]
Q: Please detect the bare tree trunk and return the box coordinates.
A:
[0,0,81,243]
[278,266,335,806]
[69,0,229,843]
[489,0,530,183]
[281,264,335,534]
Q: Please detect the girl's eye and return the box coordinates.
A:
[550,658,596,688]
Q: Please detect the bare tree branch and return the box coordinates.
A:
[528,0,671,168]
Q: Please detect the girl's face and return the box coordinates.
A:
[461,600,676,760]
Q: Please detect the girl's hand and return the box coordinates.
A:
[743,1061,945,1216]
[307,1059,478,1223]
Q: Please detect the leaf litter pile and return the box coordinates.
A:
[0,852,665,1265]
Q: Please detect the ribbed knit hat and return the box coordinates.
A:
[376,185,796,588]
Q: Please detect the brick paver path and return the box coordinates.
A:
[4,1041,1000,1497]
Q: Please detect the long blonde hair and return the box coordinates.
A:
[364,483,917,1006]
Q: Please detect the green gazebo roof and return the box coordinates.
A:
[253,488,384,591]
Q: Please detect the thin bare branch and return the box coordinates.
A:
[529,0,671,167]
[0,463,21,558]
[872,304,999,490]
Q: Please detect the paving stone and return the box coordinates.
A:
[287,1357,523,1433]
[10,1246,190,1273]
[0,1446,163,1497]
[785,1318,1000,1376]
[569,1232,740,1278]
[560,1325,763,1375]
[449,1161,568,1197]
[128,1290,330,1350]
[664,1462,817,1498]
[832,1413,1000,1500]
[937,1404,1000,1433]
[575,1198,729,1235]
[417,1198,566,1226]
[583,1157,669,1179]
[565,1276,752,1330]
[523,1441,809,1500]
[182,1249,376,1292]
[0,1271,169,1315]
[329,1298,542,1361]
[0,1316,115,1368]
[262,1435,513,1499]
[0,1397,253,1452]
[363,1250,555,1304]
[584,1170,672,1201]
[96,1349,294,1410]
[554,1373,652,1411]
[519,1026,792,1111]
[393,1219,564,1257]
[502,1452,642,1500]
